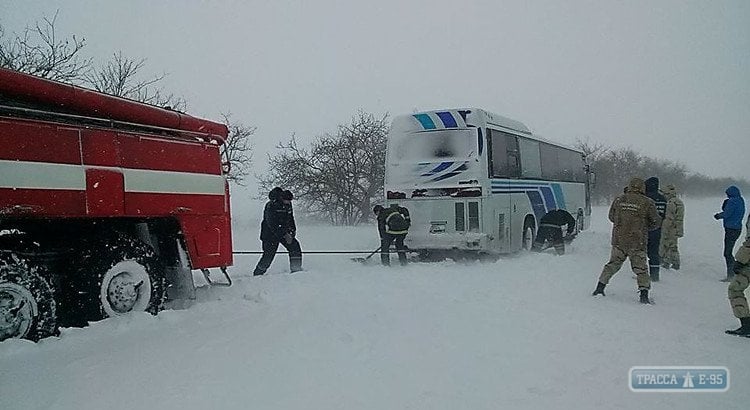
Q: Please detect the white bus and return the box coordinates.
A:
[384,108,592,260]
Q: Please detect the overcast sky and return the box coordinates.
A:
[3,0,749,182]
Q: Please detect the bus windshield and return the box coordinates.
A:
[391,128,477,162]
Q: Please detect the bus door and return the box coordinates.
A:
[486,128,519,252]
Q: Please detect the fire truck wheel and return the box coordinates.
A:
[0,253,57,342]
[75,234,166,320]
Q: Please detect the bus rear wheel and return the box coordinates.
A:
[522,218,536,251]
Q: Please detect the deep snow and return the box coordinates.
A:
[1,197,748,410]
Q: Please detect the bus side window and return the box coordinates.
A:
[505,134,520,178]
[489,129,520,178]
[518,137,542,179]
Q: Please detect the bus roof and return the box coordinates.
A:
[399,108,581,155]
[398,108,531,135]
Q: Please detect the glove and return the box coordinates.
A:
[713,213,722,220]
[283,232,294,244]
[734,262,747,275]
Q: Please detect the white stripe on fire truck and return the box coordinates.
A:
[0,159,86,190]
[0,160,225,195]
[123,168,225,195]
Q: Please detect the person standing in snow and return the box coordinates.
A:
[531,209,577,255]
[592,177,661,304]
[714,186,746,282]
[374,204,410,266]
[253,188,303,275]
[644,177,667,281]
[726,230,750,336]
[659,184,685,270]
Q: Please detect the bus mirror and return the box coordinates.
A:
[588,172,596,186]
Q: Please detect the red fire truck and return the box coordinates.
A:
[0,68,233,341]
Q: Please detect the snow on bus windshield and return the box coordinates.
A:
[391,128,477,162]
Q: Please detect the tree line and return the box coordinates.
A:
[576,139,749,204]
[4,12,745,224]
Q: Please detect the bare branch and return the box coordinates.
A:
[219,112,255,185]
[0,10,91,83]
[84,51,186,110]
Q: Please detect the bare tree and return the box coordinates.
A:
[575,137,608,163]
[220,113,255,185]
[84,51,186,110]
[259,111,389,225]
[0,11,91,83]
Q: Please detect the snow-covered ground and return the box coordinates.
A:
[1,197,748,410]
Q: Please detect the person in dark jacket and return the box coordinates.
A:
[715,185,746,281]
[644,177,667,281]
[374,204,410,266]
[253,188,303,275]
[531,209,577,255]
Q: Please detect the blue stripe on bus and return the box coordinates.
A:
[551,183,566,209]
[431,161,453,173]
[420,161,454,176]
[436,111,457,128]
[539,186,557,210]
[526,191,546,221]
[432,171,462,182]
[413,114,436,129]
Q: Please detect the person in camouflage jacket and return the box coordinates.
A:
[726,231,750,336]
[592,177,661,304]
[659,184,685,270]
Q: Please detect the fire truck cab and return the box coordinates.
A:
[0,68,233,341]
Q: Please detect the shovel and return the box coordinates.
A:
[351,246,381,263]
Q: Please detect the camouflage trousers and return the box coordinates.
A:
[659,234,680,266]
[598,246,650,290]
[728,266,750,318]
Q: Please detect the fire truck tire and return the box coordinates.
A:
[73,234,166,321]
[0,253,57,342]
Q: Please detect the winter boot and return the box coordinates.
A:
[672,262,680,271]
[639,289,650,304]
[726,317,750,336]
[592,282,606,296]
[650,266,660,282]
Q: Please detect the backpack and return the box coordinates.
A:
[385,209,409,232]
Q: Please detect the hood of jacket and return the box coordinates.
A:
[268,187,283,200]
[726,185,741,198]
[628,177,646,195]
[663,184,677,199]
[645,177,660,194]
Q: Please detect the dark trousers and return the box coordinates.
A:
[724,228,742,277]
[253,238,303,275]
[647,229,662,279]
[381,233,407,266]
[532,226,565,255]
